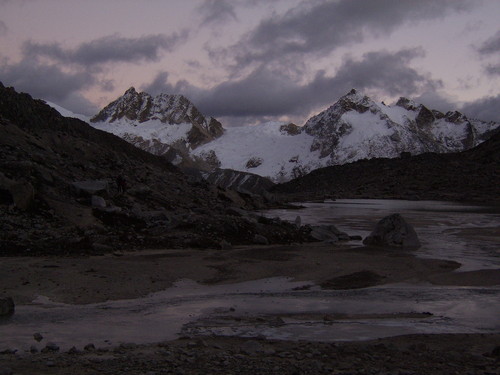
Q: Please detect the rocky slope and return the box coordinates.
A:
[271,131,500,203]
[90,87,224,167]
[0,83,310,255]
[205,168,275,195]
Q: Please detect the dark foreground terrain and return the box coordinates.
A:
[272,131,500,204]
[0,83,310,255]
[1,334,499,375]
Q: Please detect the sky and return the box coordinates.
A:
[1,0,499,126]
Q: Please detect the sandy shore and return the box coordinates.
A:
[2,242,499,305]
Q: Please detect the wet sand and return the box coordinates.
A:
[2,242,499,305]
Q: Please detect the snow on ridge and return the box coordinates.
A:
[92,118,192,146]
[45,101,90,122]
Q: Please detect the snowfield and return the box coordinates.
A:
[194,122,325,181]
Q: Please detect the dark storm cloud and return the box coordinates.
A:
[0,60,94,100]
[198,0,237,25]
[477,31,500,76]
[412,90,457,113]
[23,32,188,66]
[461,95,500,123]
[226,0,475,69]
[0,59,98,115]
[0,20,7,36]
[144,48,440,123]
[477,31,500,55]
[0,32,188,115]
[141,72,197,97]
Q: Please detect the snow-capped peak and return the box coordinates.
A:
[88,88,224,163]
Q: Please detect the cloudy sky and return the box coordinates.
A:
[1,0,499,126]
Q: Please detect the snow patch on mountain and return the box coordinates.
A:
[91,119,192,150]
[193,122,324,182]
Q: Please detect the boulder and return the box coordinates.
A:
[294,215,302,227]
[10,181,35,210]
[363,213,421,249]
[0,297,15,317]
[220,239,232,250]
[310,225,349,243]
[253,234,269,245]
[0,173,34,210]
[72,180,109,197]
[91,195,106,208]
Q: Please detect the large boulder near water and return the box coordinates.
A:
[0,297,15,317]
[363,213,421,249]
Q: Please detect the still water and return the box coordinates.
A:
[1,200,499,352]
[262,199,500,271]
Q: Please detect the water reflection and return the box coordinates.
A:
[261,199,500,271]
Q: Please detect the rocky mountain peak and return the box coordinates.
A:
[336,88,376,113]
[395,97,418,111]
[89,88,225,163]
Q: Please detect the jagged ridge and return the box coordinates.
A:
[90,87,224,165]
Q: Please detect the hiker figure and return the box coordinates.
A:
[116,175,127,194]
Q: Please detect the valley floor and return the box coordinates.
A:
[2,243,499,305]
[1,242,499,374]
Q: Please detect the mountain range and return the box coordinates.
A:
[89,88,499,182]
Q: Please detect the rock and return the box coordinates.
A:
[310,225,349,242]
[321,270,384,289]
[363,214,421,249]
[42,342,60,352]
[294,215,302,227]
[33,332,43,342]
[253,234,269,245]
[0,297,15,317]
[0,368,13,375]
[84,343,96,351]
[10,181,35,210]
[0,349,17,355]
[92,242,114,252]
[91,195,106,208]
[220,239,232,250]
[30,345,38,354]
[240,340,265,355]
[67,346,79,354]
[71,180,109,197]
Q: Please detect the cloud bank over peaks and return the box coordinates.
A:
[477,31,500,76]
[197,0,237,26]
[143,47,441,125]
[0,32,189,115]
[221,0,475,71]
[0,20,7,36]
[22,32,189,67]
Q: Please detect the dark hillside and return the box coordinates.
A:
[272,132,500,203]
[0,83,308,254]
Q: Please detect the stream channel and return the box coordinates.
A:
[1,199,499,352]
